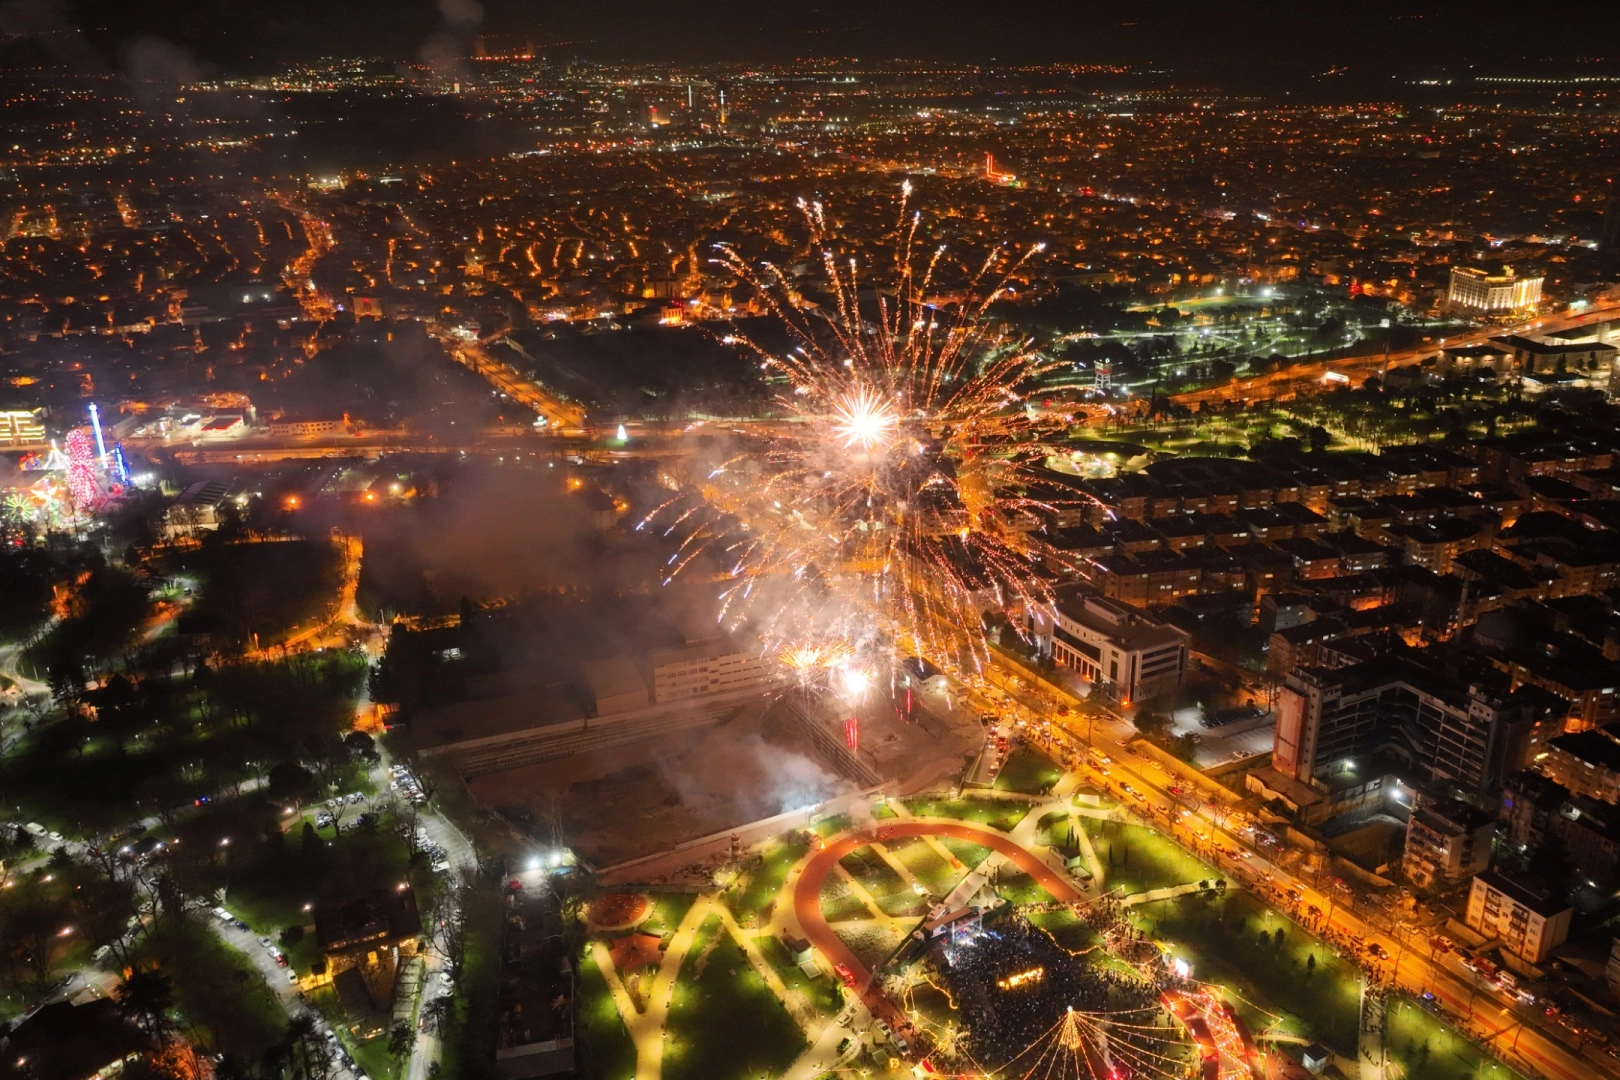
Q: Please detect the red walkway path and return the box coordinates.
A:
[792,821,1083,988]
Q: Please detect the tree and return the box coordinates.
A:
[420,994,453,1034]
[301,822,324,859]
[116,967,176,1037]
[1133,712,1170,739]
[388,1020,414,1061]
[267,763,318,809]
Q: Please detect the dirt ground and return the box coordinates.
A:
[466,703,857,866]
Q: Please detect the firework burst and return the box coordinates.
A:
[646,186,1097,687]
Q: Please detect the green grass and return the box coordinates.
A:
[348,1027,401,1080]
[757,933,842,1019]
[1135,889,1361,1053]
[819,877,874,922]
[576,950,637,1080]
[643,892,698,939]
[884,837,962,897]
[1086,820,1211,896]
[993,747,1063,794]
[811,813,851,838]
[993,869,1054,906]
[939,837,993,871]
[1385,998,1523,1080]
[902,795,1028,831]
[838,847,908,899]
[664,922,807,1080]
[441,884,504,1080]
[724,832,809,925]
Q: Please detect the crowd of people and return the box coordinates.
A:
[927,913,1170,1069]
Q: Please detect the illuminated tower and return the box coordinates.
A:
[718,89,727,125]
[88,402,107,461]
[1094,359,1112,392]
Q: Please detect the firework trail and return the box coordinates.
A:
[645,185,1098,689]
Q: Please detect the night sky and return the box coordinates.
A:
[0,0,1612,78]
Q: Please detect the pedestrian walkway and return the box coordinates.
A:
[1119,881,1206,908]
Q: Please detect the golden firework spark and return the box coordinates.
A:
[645,187,1100,687]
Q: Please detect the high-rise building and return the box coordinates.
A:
[1273,657,1549,794]
[1447,265,1542,314]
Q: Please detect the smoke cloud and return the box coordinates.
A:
[419,0,484,75]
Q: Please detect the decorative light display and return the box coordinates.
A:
[844,715,859,750]
[65,429,101,510]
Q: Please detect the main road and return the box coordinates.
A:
[975,657,1610,1080]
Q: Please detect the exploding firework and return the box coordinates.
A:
[646,186,1096,688]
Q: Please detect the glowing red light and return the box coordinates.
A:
[844,716,859,750]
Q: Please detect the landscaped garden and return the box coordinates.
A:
[664,914,806,1080]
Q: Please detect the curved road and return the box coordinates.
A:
[792,820,1083,989]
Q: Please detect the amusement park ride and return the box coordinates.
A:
[4,404,135,532]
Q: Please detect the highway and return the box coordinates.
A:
[972,657,1613,1080]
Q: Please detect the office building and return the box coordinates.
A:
[1037,591,1188,704]
[650,638,779,704]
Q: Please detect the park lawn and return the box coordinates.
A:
[1086,820,1211,896]
[663,926,806,1080]
[819,877,874,922]
[1138,890,1361,1053]
[0,651,366,836]
[1385,997,1522,1080]
[133,917,287,1060]
[348,1030,399,1080]
[993,747,1063,794]
[1036,810,1080,849]
[756,933,842,1018]
[839,847,909,899]
[902,795,1028,831]
[834,922,903,973]
[993,869,1054,906]
[576,949,637,1080]
[884,837,961,897]
[1026,908,1102,952]
[643,892,697,940]
[939,837,992,871]
[872,888,930,919]
[725,832,810,925]
[812,813,851,839]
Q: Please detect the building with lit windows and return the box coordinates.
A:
[0,409,45,447]
[1402,798,1495,889]
[1465,869,1571,964]
[1271,657,1549,794]
[1036,591,1188,704]
[1447,266,1542,315]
